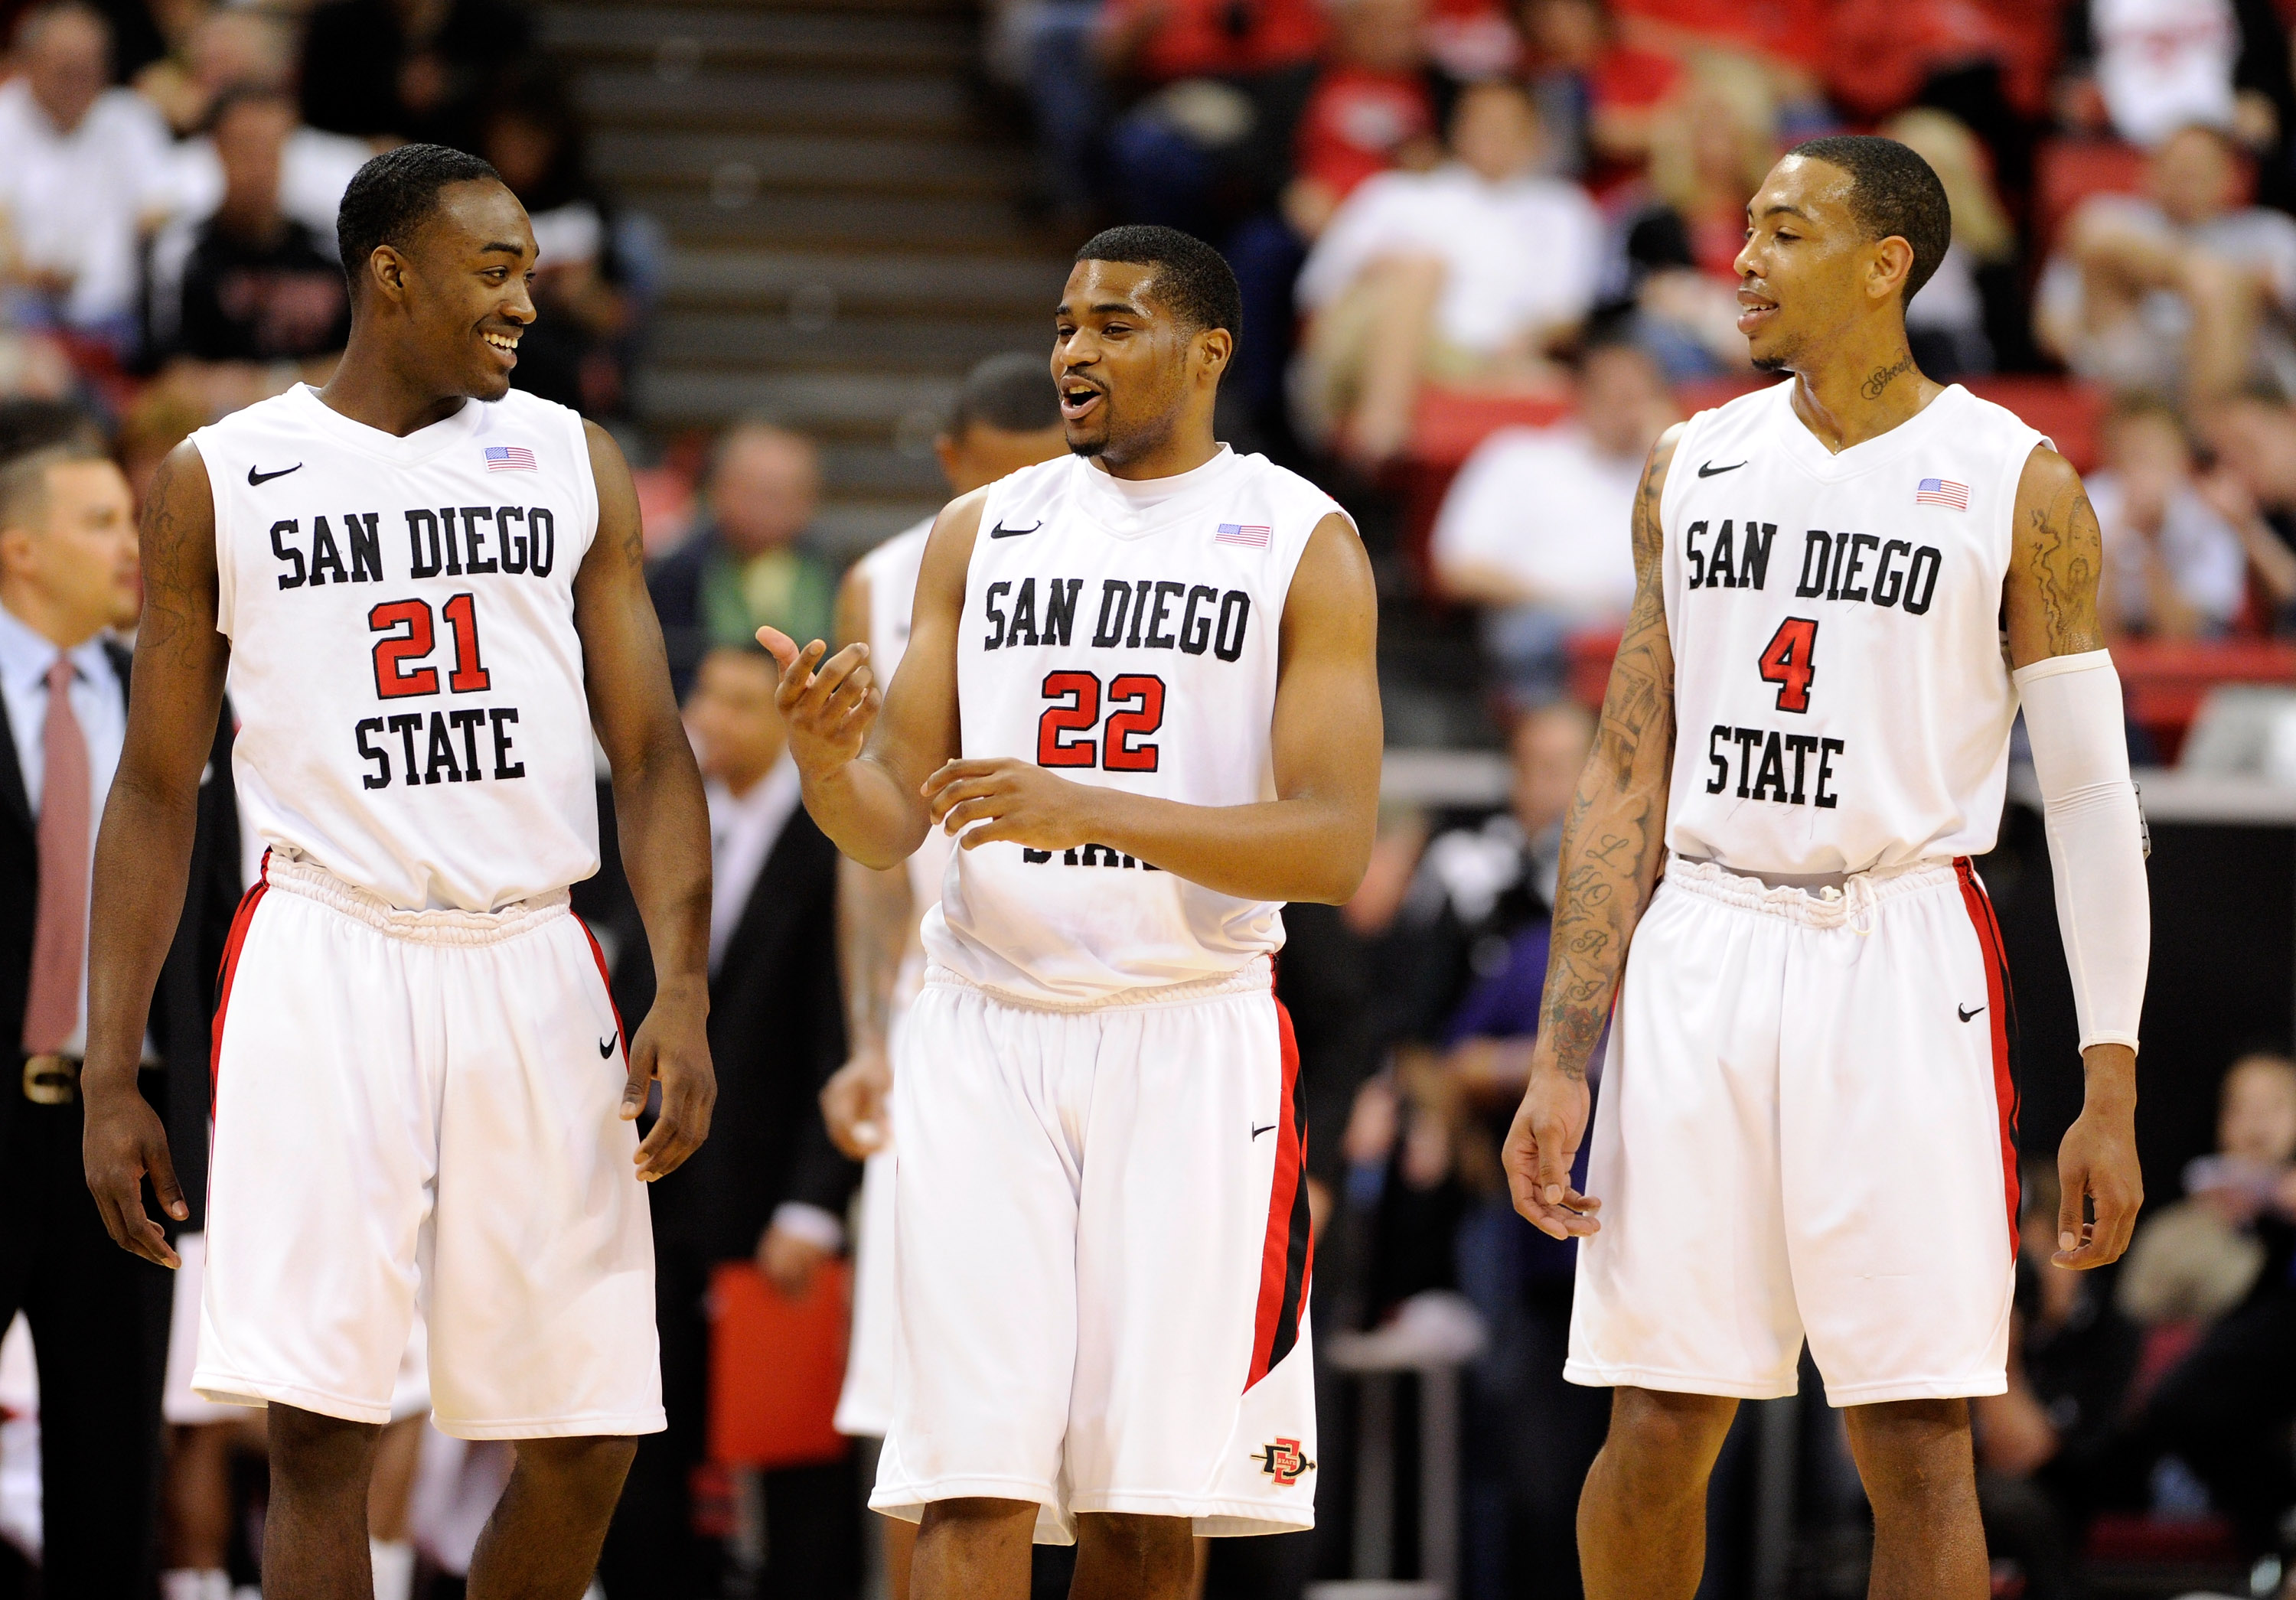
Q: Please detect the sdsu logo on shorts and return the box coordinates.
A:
[1257,1437,1314,1487]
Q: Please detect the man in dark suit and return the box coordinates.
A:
[0,422,238,1597]
[598,640,856,1598]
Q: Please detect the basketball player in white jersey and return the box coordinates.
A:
[80,144,715,1599]
[1500,136,2151,1598]
[819,353,1065,1598]
[763,225,1381,1600]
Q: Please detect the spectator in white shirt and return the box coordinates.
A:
[152,10,372,241]
[0,3,174,342]
[1432,337,1674,706]
[2088,396,2251,638]
[1294,79,1605,464]
[2077,0,2267,150]
[2037,122,2296,402]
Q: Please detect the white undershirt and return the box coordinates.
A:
[705,755,802,974]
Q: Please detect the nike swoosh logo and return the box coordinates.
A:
[598,1032,618,1057]
[1696,461,1746,477]
[988,521,1040,539]
[1957,1004,1985,1023]
[248,463,302,485]
[1252,1123,1277,1139]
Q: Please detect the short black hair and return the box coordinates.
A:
[1074,225,1243,346]
[948,352,1061,436]
[336,142,504,301]
[1786,135,1952,306]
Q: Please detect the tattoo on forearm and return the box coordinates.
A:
[1534,436,1678,1080]
[1861,352,1916,401]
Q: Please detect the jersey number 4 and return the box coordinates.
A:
[1757,617,1818,713]
[371,594,492,699]
[1038,671,1166,772]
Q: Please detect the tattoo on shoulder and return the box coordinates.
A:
[136,451,191,650]
[1629,436,1674,568]
[2027,480,2106,656]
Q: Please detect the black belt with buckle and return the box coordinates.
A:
[21,1054,80,1105]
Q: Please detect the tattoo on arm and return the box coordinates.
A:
[1534,434,1679,1078]
[136,450,192,652]
[2026,487,2106,657]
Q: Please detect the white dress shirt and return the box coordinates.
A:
[704,754,843,1250]
[0,80,174,327]
[705,755,802,976]
[0,603,126,1054]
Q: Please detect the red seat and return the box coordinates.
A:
[1407,386,1573,472]
[2034,137,2147,255]
[2082,1509,2241,1563]
[1965,376,2108,473]
[2113,637,2296,760]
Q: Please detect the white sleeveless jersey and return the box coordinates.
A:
[1659,381,2047,877]
[920,447,1350,1003]
[193,384,602,911]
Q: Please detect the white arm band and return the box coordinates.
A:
[2013,650,2149,1053]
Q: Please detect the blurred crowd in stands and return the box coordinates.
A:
[4,0,2296,1598]
[964,0,2296,737]
[0,0,645,451]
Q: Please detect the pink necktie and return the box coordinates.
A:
[22,657,90,1055]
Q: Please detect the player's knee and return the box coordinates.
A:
[266,1405,382,1492]
[510,1434,638,1505]
[1604,1388,1737,1484]
[919,1496,1040,1531]
[1078,1511,1194,1567]
[1844,1399,1975,1510]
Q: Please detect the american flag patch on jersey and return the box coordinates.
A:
[1915,477,1968,510]
[485,445,537,471]
[1216,523,1271,547]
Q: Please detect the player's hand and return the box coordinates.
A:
[1502,1066,1601,1241]
[83,1069,187,1268]
[757,627,878,780]
[922,758,1102,852]
[2054,1051,2141,1268]
[623,976,715,1181]
[758,1223,833,1299]
[820,1044,892,1160]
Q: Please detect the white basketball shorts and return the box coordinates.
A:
[1567,855,2019,1407]
[165,1232,431,1426]
[194,849,664,1439]
[872,958,1316,1543]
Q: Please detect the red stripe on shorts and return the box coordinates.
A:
[1953,856,2020,1255]
[1246,997,1312,1391]
[208,849,272,1095]
[577,915,628,1065]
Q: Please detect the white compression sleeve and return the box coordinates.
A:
[2013,650,2149,1052]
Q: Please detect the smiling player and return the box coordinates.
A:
[764,225,1381,1600]
[1499,136,2151,1598]
[82,144,713,1599]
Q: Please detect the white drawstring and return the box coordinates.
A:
[1813,878,1877,937]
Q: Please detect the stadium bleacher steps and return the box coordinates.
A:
[539,0,1077,557]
